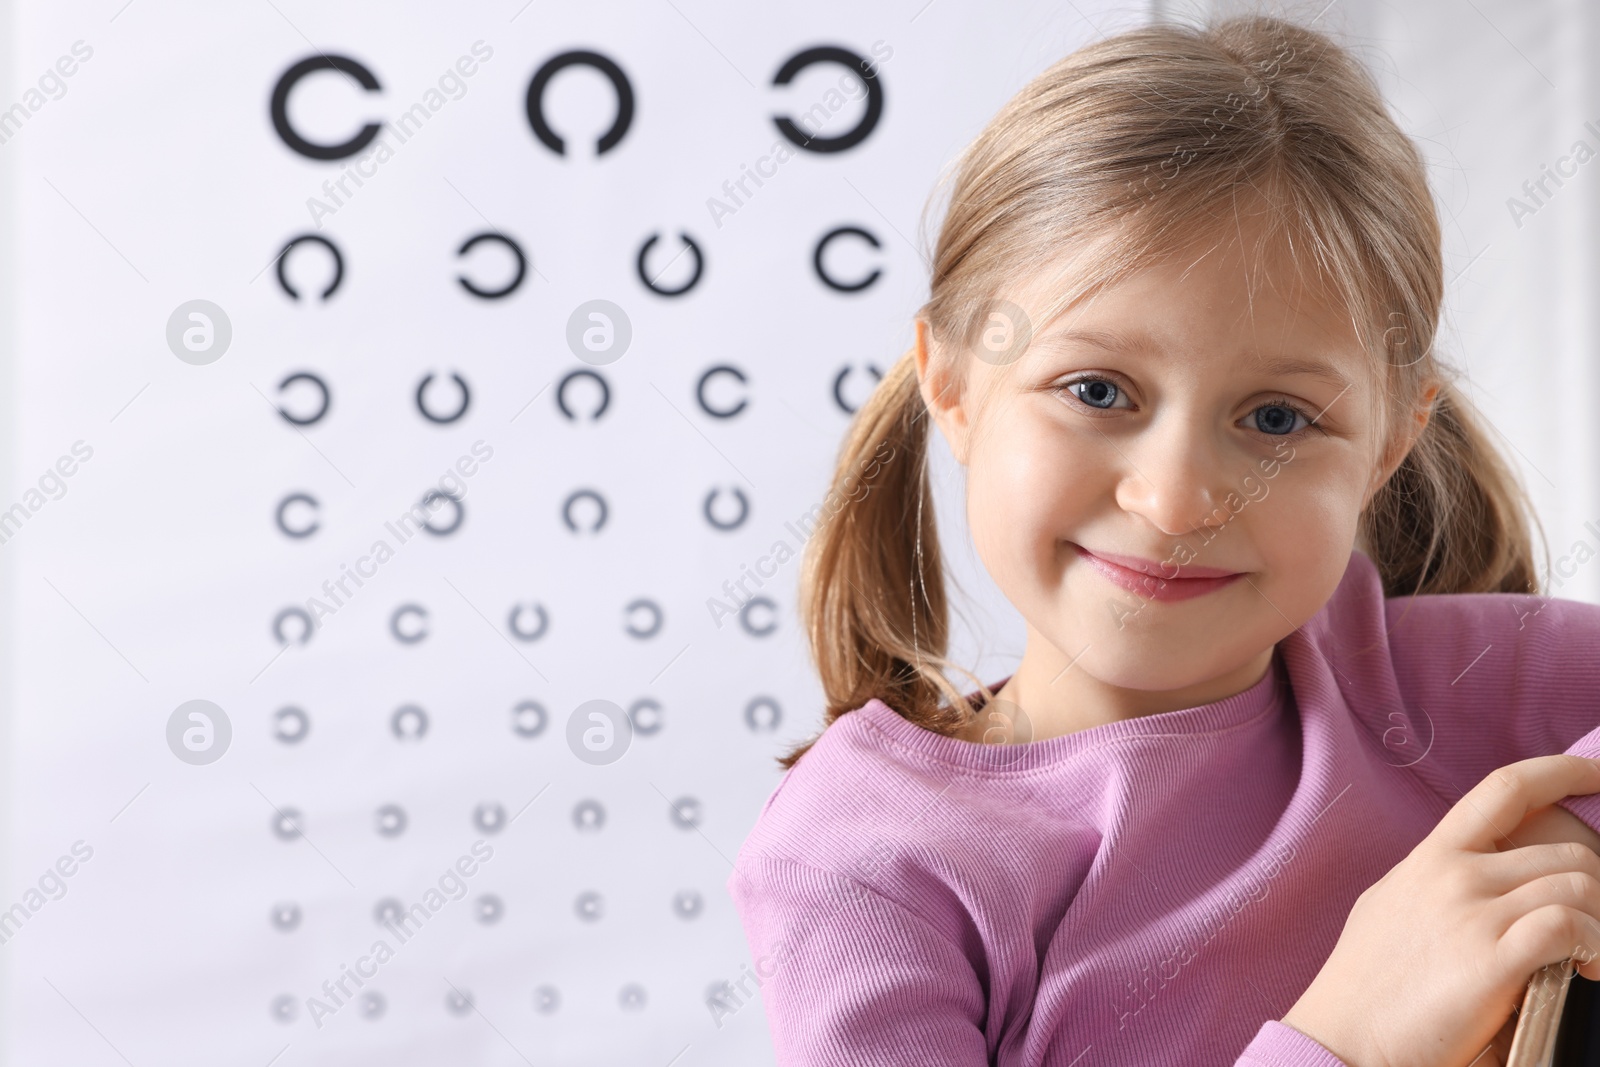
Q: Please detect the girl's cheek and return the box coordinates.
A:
[1247,482,1365,612]
[1255,462,1366,539]
[974,448,1092,543]
[999,412,1107,492]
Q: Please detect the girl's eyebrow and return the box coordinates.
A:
[1035,327,1148,354]
[1245,355,1356,392]
[1035,329,1356,391]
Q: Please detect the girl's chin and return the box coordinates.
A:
[1043,606,1267,668]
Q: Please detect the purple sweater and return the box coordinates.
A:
[727,548,1600,1065]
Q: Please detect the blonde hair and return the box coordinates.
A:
[776,12,1545,770]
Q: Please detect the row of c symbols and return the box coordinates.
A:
[278,484,777,540]
[269,363,886,430]
[269,695,783,745]
[272,596,779,647]
[273,226,885,303]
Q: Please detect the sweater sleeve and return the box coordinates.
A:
[729,853,1349,1066]
[726,852,990,1066]
[1382,592,1600,837]
[1234,1021,1352,1065]
[1548,604,1600,831]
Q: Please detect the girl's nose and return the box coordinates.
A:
[1112,418,1232,538]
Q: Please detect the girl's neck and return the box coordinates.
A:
[983,643,1276,744]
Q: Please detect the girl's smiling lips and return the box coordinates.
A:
[1069,542,1246,602]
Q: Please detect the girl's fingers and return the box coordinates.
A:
[1486,868,1600,945]
[1475,839,1600,896]
[1433,756,1600,855]
[1497,904,1600,986]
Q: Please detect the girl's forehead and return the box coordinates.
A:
[1046,207,1332,291]
[1012,218,1368,352]
[1022,285,1364,366]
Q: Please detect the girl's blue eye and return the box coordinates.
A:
[1253,403,1307,436]
[1067,379,1127,409]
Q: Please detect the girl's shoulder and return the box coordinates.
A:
[1333,549,1600,788]
[1314,548,1600,662]
[729,699,977,925]
[1378,561,1600,661]
[737,697,947,865]
[733,694,1076,898]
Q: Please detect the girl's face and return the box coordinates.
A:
[919,216,1429,728]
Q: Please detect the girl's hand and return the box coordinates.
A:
[1280,754,1600,1067]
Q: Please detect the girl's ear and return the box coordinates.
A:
[914,318,975,465]
[1364,381,1439,507]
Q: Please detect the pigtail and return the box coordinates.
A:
[774,349,985,771]
[1361,379,1545,597]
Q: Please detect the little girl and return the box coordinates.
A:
[727,12,1600,1067]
